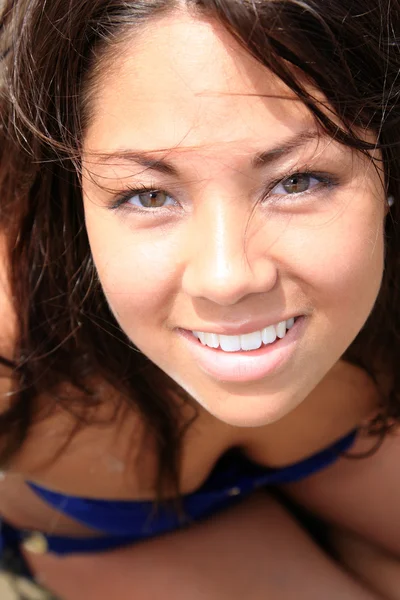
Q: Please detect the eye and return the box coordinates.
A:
[272,173,321,195]
[127,189,175,209]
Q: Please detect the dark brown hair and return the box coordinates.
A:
[0,0,399,497]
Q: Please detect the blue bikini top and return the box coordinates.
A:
[1,430,357,556]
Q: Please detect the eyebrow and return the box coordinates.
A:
[90,130,323,176]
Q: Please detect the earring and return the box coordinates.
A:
[388,195,394,207]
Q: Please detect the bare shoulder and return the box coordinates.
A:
[282,428,400,556]
[240,360,380,467]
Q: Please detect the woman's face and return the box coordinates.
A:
[82,13,385,427]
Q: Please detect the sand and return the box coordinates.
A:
[0,573,54,599]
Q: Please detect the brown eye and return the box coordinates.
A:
[135,190,171,208]
[281,173,312,194]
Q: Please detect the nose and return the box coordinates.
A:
[181,200,278,306]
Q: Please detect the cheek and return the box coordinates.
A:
[283,207,385,319]
[85,216,180,326]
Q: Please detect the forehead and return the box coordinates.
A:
[83,13,316,158]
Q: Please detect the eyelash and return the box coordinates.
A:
[109,170,339,213]
[110,184,177,212]
[265,170,339,203]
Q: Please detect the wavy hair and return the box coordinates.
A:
[0,0,399,497]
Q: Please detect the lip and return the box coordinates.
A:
[180,315,301,337]
[179,316,305,383]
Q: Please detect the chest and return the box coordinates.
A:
[0,360,379,536]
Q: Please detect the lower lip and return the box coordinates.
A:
[179,318,304,383]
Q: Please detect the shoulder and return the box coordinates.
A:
[239,360,380,467]
[282,428,400,556]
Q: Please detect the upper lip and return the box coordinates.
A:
[180,315,301,337]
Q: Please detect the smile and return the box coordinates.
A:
[181,316,303,383]
[192,318,295,352]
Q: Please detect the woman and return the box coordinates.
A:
[0,0,399,597]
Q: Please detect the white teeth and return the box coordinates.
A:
[192,318,296,352]
[205,332,219,348]
[219,335,241,352]
[275,321,286,339]
[240,330,262,351]
[286,317,295,329]
[262,325,276,344]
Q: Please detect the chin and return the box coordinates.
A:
[200,392,301,428]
